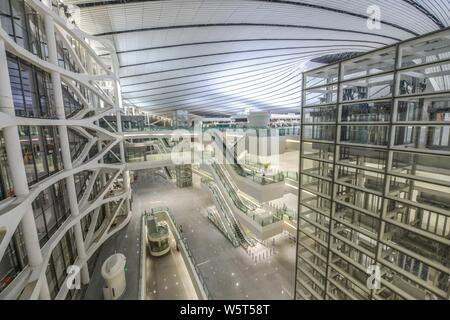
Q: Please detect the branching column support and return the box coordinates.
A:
[0,39,51,300]
[43,9,90,285]
[114,77,131,214]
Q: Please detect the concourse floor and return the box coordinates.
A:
[85,171,296,300]
[145,235,198,300]
[84,171,198,300]
[134,172,296,300]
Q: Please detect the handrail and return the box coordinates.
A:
[210,163,283,227]
[207,208,240,248]
[127,125,301,134]
[146,223,169,240]
[202,180,254,248]
[211,163,252,214]
[148,207,212,300]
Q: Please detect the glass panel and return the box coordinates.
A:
[0,0,15,39]
[327,263,371,300]
[335,184,384,215]
[305,85,337,106]
[342,47,396,80]
[335,203,380,235]
[51,243,66,284]
[337,165,385,193]
[43,126,59,174]
[62,82,84,116]
[303,125,335,142]
[303,105,337,123]
[332,221,378,254]
[7,54,55,118]
[386,200,450,239]
[398,62,450,96]
[301,175,332,196]
[388,175,450,211]
[0,131,14,200]
[302,142,335,162]
[340,125,389,146]
[302,159,334,179]
[379,246,449,300]
[397,94,450,122]
[341,101,392,122]
[300,219,329,242]
[338,146,387,171]
[42,190,58,236]
[341,74,394,102]
[304,65,339,88]
[61,233,75,267]
[400,30,450,68]
[4,0,29,49]
[68,128,87,161]
[393,125,450,152]
[19,126,36,184]
[330,237,375,266]
[32,128,47,179]
[391,151,450,185]
[0,224,28,294]
[46,258,58,298]
[300,194,332,215]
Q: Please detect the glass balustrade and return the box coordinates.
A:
[299,28,450,300]
[149,207,212,299]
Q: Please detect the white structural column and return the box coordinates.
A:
[43,13,90,284]
[114,80,131,213]
[0,39,51,300]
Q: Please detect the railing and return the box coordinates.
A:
[210,164,283,227]
[237,165,286,185]
[276,127,300,137]
[211,163,252,214]
[265,203,297,221]
[146,223,169,240]
[126,152,192,163]
[284,171,299,182]
[138,213,146,300]
[131,125,300,136]
[149,207,212,300]
[148,241,170,253]
[241,160,297,184]
[157,139,172,153]
[202,179,254,248]
[207,208,240,248]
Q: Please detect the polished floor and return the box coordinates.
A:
[85,169,296,300]
[84,194,142,300]
[145,235,198,300]
[135,171,296,300]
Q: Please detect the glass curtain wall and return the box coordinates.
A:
[0,0,113,298]
[297,29,450,301]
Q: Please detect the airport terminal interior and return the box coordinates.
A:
[0,0,449,300]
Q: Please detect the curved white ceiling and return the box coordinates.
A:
[65,0,450,116]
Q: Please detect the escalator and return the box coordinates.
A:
[163,167,173,179]
[207,208,240,248]
[210,162,257,213]
[162,138,173,149]
[149,141,173,180]
[203,179,254,248]
[208,159,284,240]
[211,131,246,176]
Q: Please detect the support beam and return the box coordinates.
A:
[44,10,90,285]
[0,39,51,300]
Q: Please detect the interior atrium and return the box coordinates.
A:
[0,0,449,301]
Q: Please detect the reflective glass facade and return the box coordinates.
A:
[0,0,130,300]
[297,29,450,300]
